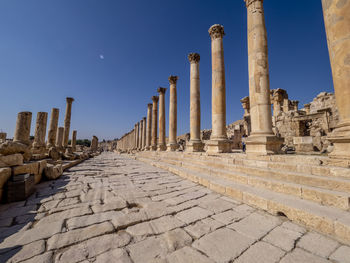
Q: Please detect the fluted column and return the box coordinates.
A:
[33,112,48,152]
[142,117,147,149]
[47,108,59,148]
[157,87,167,151]
[71,130,77,152]
[206,24,232,153]
[322,0,350,159]
[14,112,32,146]
[244,0,282,154]
[168,76,179,151]
[63,97,74,148]
[151,96,159,151]
[56,127,64,150]
[146,103,152,150]
[139,120,143,150]
[187,53,204,152]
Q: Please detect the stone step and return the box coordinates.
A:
[138,155,350,211]
[142,152,350,194]
[136,156,350,245]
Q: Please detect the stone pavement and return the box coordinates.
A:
[0,153,349,263]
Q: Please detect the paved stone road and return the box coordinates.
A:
[0,152,349,263]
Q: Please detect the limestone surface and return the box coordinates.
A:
[0,152,349,263]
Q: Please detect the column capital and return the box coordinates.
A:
[152,96,159,102]
[244,0,263,8]
[168,76,178,85]
[157,87,167,94]
[143,117,146,121]
[188,53,200,63]
[209,24,225,40]
[66,97,74,103]
[147,103,153,108]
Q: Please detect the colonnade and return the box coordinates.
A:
[117,0,350,159]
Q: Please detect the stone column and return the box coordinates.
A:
[136,122,141,150]
[291,100,299,111]
[206,24,232,153]
[47,108,59,148]
[151,96,159,151]
[63,97,74,148]
[168,76,179,151]
[244,0,282,154]
[272,90,283,117]
[187,53,204,152]
[322,0,350,159]
[157,87,167,151]
[241,96,251,136]
[71,130,77,152]
[139,120,143,150]
[56,127,64,150]
[304,104,311,115]
[142,117,147,149]
[33,112,48,151]
[14,111,32,146]
[0,132,6,143]
[91,135,98,151]
[146,103,152,150]
[134,124,137,149]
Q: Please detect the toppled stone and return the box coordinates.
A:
[44,163,63,180]
[0,154,23,168]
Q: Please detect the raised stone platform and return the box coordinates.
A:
[135,151,350,244]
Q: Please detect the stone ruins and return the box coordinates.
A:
[0,1,350,262]
[115,0,350,246]
[0,97,101,203]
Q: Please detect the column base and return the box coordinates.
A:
[167,143,179,151]
[246,134,283,155]
[145,146,151,151]
[328,127,350,159]
[206,139,232,154]
[151,145,158,151]
[157,144,167,151]
[186,140,205,152]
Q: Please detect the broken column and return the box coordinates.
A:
[244,0,283,154]
[151,96,159,151]
[168,76,179,151]
[146,103,152,150]
[47,108,59,148]
[0,132,6,143]
[14,112,32,146]
[272,90,284,117]
[91,136,98,152]
[71,130,77,152]
[142,117,147,150]
[322,0,350,159]
[56,127,64,150]
[206,24,232,153]
[187,53,204,152]
[157,88,167,151]
[32,112,48,153]
[63,97,74,148]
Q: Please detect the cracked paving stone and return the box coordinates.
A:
[280,248,330,263]
[262,226,303,252]
[296,232,339,258]
[175,206,214,224]
[166,246,215,263]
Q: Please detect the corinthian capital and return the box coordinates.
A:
[66,97,74,103]
[188,53,200,63]
[168,76,178,85]
[157,87,167,94]
[244,0,263,8]
[152,96,159,103]
[209,24,225,40]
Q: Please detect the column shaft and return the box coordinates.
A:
[47,108,59,148]
[71,130,77,152]
[151,96,159,151]
[14,112,32,146]
[63,97,74,148]
[158,88,167,151]
[142,117,147,149]
[168,76,178,151]
[56,127,64,149]
[33,112,48,150]
[146,104,152,150]
[322,0,350,158]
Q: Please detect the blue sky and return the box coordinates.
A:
[0,0,333,140]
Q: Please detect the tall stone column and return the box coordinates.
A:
[206,24,232,153]
[322,0,350,159]
[63,97,74,148]
[142,117,147,149]
[244,0,282,155]
[134,124,137,150]
[151,96,159,151]
[33,112,48,152]
[47,108,59,148]
[14,111,32,146]
[168,76,179,151]
[146,103,153,150]
[136,122,140,150]
[187,53,204,152]
[157,87,167,151]
[139,120,143,150]
[91,135,98,152]
[71,130,77,152]
[56,127,64,150]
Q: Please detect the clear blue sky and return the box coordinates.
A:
[0,0,333,140]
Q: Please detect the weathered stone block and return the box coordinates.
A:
[0,154,23,168]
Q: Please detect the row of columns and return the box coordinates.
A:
[117,0,350,158]
[7,97,78,154]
